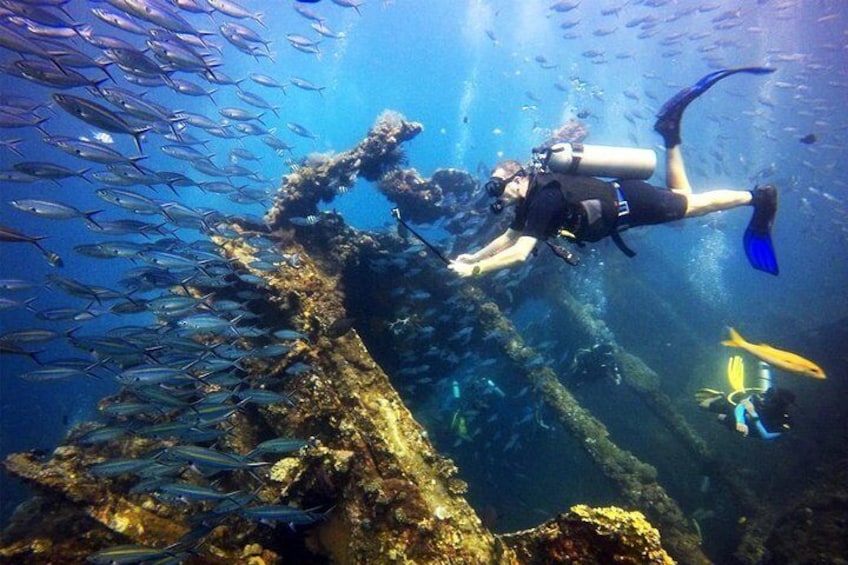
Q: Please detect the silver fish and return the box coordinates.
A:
[235,89,279,116]
[90,8,148,35]
[290,77,326,94]
[286,121,317,139]
[330,0,363,15]
[9,199,101,225]
[52,93,150,153]
[248,72,287,91]
[103,0,198,34]
[11,59,105,89]
[219,106,265,123]
[10,162,90,186]
[206,0,265,27]
[43,136,147,171]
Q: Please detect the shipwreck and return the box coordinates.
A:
[3,111,845,565]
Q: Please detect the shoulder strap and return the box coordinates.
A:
[610,230,636,257]
[610,181,636,257]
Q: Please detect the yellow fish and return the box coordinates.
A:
[722,328,826,380]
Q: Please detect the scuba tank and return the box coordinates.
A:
[539,142,656,180]
[451,379,461,400]
[524,141,655,267]
[756,361,773,392]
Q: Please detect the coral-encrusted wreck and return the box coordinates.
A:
[5,111,837,564]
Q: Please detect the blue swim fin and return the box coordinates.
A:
[744,185,779,275]
[743,228,779,275]
[655,66,776,146]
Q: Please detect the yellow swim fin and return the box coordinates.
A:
[727,355,745,392]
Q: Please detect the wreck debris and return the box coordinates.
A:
[2,448,232,564]
[539,276,762,516]
[454,285,710,565]
[194,231,519,563]
[266,110,424,228]
[503,505,673,564]
[735,457,848,564]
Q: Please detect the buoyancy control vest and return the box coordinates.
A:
[529,172,620,243]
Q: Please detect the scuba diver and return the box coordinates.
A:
[449,67,779,278]
[566,342,622,386]
[447,375,507,444]
[696,361,795,440]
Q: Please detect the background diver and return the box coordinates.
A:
[566,341,622,386]
[449,67,779,278]
[696,361,795,440]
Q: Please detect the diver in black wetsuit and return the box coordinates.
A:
[449,67,780,278]
[702,386,795,440]
[567,342,622,386]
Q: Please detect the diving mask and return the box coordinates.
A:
[485,169,524,214]
[484,169,524,198]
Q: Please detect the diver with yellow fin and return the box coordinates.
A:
[696,353,795,440]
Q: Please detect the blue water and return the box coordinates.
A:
[2,0,847,561]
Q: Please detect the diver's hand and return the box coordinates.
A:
[736,423,749,437]
[449,261,477,278]
[454,253,476,264]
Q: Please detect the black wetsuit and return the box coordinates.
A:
[708,388,794,439]
[510,172,688,245]
[569,343,621,385]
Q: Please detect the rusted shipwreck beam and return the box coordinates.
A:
[455,284,708,565]
[265,110,434,226]
[535,276,761,515]
[219,230,678,564]
[215,232,517,563]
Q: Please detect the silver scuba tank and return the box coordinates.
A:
[756,361,773,392]
[543,142,656,180]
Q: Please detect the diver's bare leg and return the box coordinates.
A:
[664,140,754,216]
[684,190,752,217]
[666,145,691,194]
[665,142,753,215]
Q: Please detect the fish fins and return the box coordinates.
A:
[722,327,744,348]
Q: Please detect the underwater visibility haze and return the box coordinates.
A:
[1,0,847,563]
